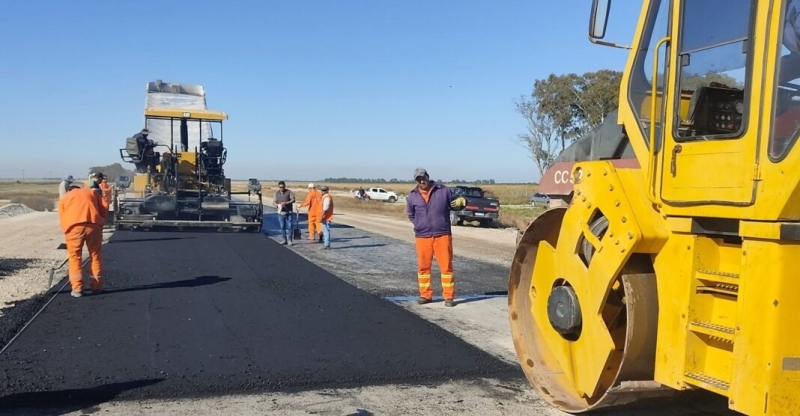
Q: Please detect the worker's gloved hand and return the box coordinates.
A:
[450,196,466,210]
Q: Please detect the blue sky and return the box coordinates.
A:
[0,1,637,183]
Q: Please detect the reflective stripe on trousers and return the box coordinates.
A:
[415,234,454,300]
[66,223,103,292]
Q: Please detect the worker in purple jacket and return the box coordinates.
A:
[405,168,466,307]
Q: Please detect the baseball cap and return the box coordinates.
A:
[319,185,329,191]
[307,183,315,188]
[64,175,74,182]
[413,168,428,179]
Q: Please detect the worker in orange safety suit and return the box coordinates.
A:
[300,183,323,242]
[405,168,466,307]
[58,181,109,297]
[98,174,113,205]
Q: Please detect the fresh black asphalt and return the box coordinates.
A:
[0,225,518,409]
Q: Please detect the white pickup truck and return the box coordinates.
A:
[365,187,399,202]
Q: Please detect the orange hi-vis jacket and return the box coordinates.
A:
[99,181,113,205]
[322,193,334,222]
[58,188,109,233]
[301,189,323,217]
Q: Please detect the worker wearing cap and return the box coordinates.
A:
[300,183,323,242]
[85,172,102,192]
[58,181,109,297]
[319,185,334,249]
[274,180,296,245]
[405,168,466,307]
[58,175,74,200]
[132,128,158,172]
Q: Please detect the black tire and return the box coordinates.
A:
[479,219,498,228]
[581,216,609,264]
[388,196,397,203]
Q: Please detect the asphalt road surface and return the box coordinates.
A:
[0,219,518,411]
[260,212,512,298]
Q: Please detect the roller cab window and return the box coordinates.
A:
[672,0,753,142]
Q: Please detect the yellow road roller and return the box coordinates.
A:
[509,1,800,414]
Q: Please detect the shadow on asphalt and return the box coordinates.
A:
[57,275,232,296]
[108,237,197,244]
[0,378,164,414]
[0,229,520,408]
[330,243,387,250]
[330,236,369,242]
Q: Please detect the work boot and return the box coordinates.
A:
[71,291,82,298]
[417,297,432,305]
[281,240,288,245]
[288,240,293,246]
[444,299,456,307]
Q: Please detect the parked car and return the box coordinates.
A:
[450,185,500,228]
[114,175,131,189]
[365,187,399,202]
[530,192,550,207]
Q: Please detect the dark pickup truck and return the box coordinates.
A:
[449,185,500,227]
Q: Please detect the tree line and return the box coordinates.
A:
[87,163,135,180]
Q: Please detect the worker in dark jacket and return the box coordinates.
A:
[132,128,158,172]
[405,168,466,307]
[58,175,74,200]
[274,181,296,246]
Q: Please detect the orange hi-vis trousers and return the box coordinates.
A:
[66,223,103,293]
[307,214,322,239]
[415,234,454,300]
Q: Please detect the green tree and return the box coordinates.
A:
[515,97,559,178]
[574,70,622,133]
[516,70,622,175]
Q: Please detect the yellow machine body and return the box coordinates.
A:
[116,102,262,231]
[509,1,800,414]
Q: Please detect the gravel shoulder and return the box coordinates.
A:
[0,209,113,318]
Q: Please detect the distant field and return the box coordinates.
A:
[0,180,61,211]
[258,181,539,206]
[3,179,545,230]
[257,181,544,230]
